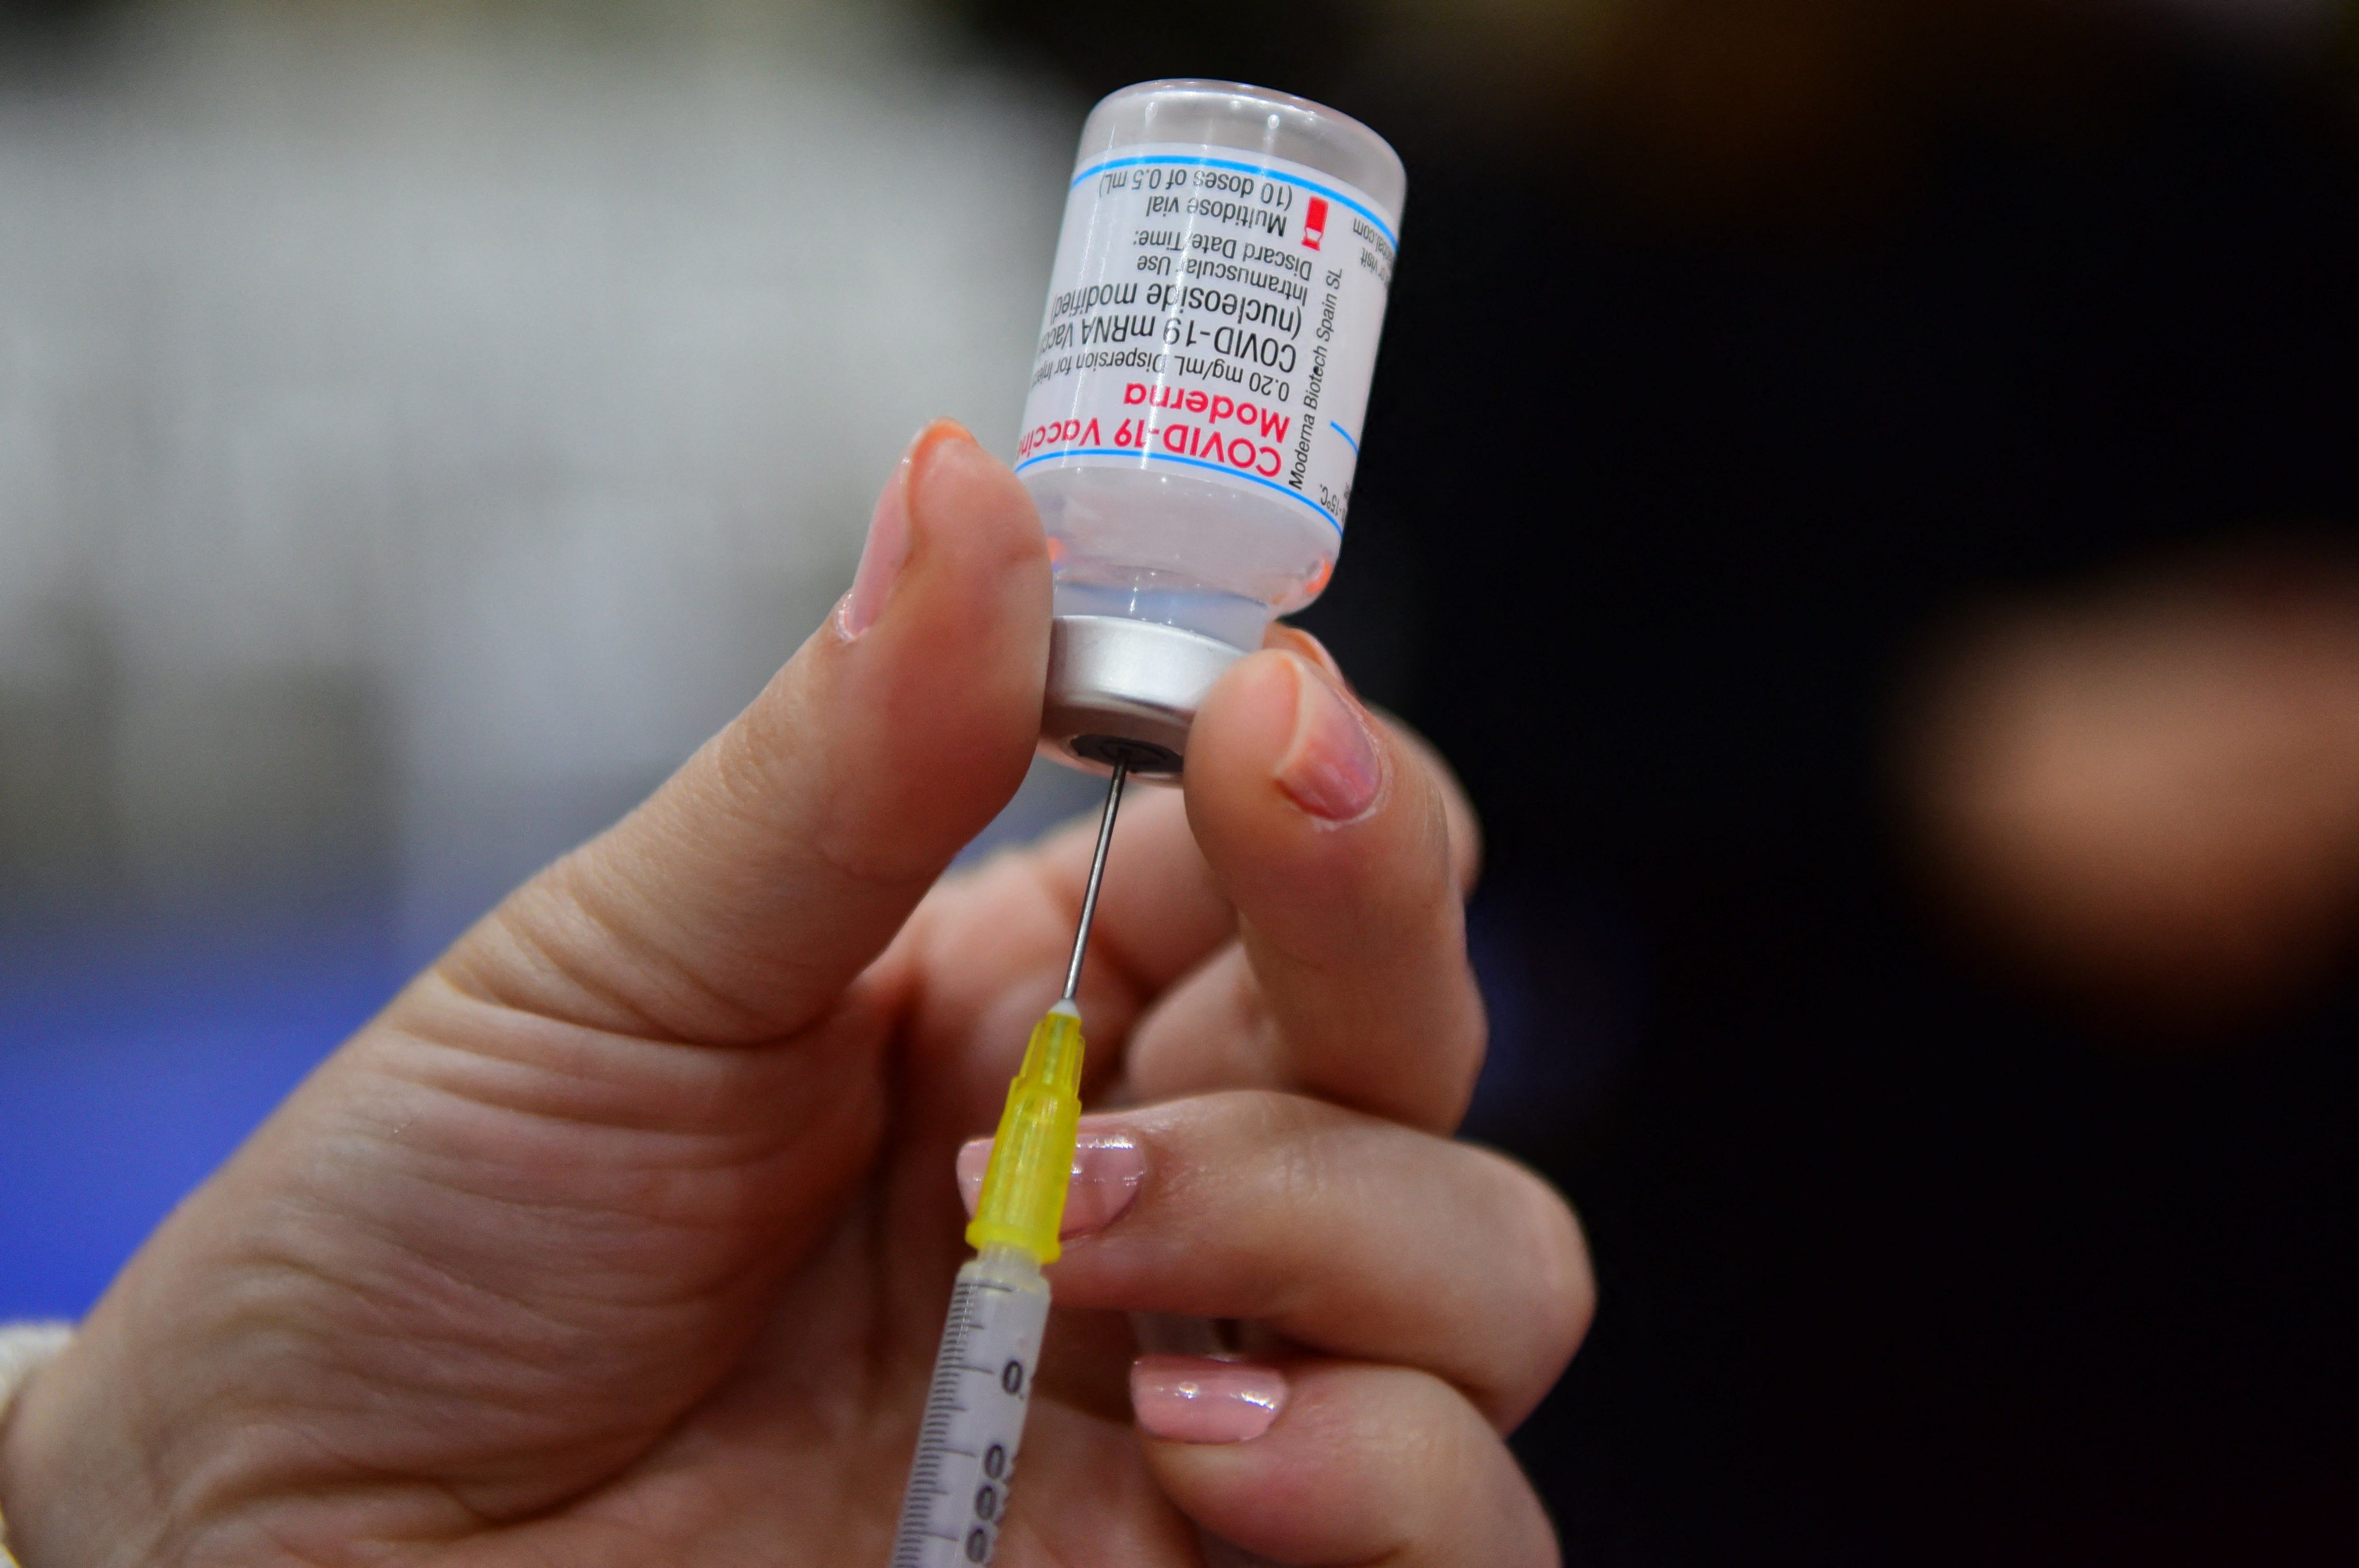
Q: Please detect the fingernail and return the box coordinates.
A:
[956,1128,1148,1239]
[1273,653,1384,821]
[1130,1354,1287,1444]
[1264,624,1351,691]
[836,419,976,641]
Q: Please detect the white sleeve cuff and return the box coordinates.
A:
[0,1325,68,1420]
[0,1323,72,1567]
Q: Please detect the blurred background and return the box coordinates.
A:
[0,0,1086,1319]
[5,0,2358,1560]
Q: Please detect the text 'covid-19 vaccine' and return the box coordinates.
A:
[1021,79,1404,776]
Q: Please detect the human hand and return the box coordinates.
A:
[0,422,1591,1566]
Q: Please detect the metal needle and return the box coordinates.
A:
[1061,759,1129,1003]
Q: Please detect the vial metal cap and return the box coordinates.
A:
[1039,615,1245,778]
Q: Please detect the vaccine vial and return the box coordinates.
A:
[1017,79,1404,775]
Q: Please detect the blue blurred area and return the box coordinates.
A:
[1462,883,1648,1149]
[0,895,406,1318]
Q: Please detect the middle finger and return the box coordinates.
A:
[1125,645,1487,1131]
[958,1089,1593,1429]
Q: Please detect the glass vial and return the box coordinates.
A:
[1017,79,1404,775]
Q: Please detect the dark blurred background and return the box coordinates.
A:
[7,1,2359,1561]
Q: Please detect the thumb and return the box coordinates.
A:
[0,423,1054,1545]
[442,418,1050,1043]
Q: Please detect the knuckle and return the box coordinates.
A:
[1381,712,1483,893]
[1380,1370,1545,1564]
[1492,1158,1595,1389]
[1147,1090,1333,1218]
[1435,963,1490,1121]
[1208,1086,1348,1148]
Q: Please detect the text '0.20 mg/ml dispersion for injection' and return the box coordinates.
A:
[1023,80,1404,778]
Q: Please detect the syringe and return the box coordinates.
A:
[890,758,1132,1567]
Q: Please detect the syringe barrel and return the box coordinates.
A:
[890,1248,1052,1567]
[1019,80,1405,776]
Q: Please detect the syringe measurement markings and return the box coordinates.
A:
[895,1280,1048,1567]
[895,1280,991,1568]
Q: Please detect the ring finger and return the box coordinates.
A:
[1132,1356,1560,1568]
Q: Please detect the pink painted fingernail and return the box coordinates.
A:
[956,1129,1147,1239]
[1130,1354,1287,1444]
[837,419,975,641]
[1272,653,1384,821]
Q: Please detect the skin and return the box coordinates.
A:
[0,423,1591,1567]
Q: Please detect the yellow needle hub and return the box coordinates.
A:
[966,1001,1088,1265]
[962,755,1130,1268]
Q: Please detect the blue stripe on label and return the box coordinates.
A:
[1069,154,1399,250]
[1014,448,1344,534]
[1326,418,1360,455]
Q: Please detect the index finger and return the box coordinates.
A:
[1152,638,1488,1131]
[1010,626,1477,1010]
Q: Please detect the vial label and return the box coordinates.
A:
[1017,144,1399,535]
